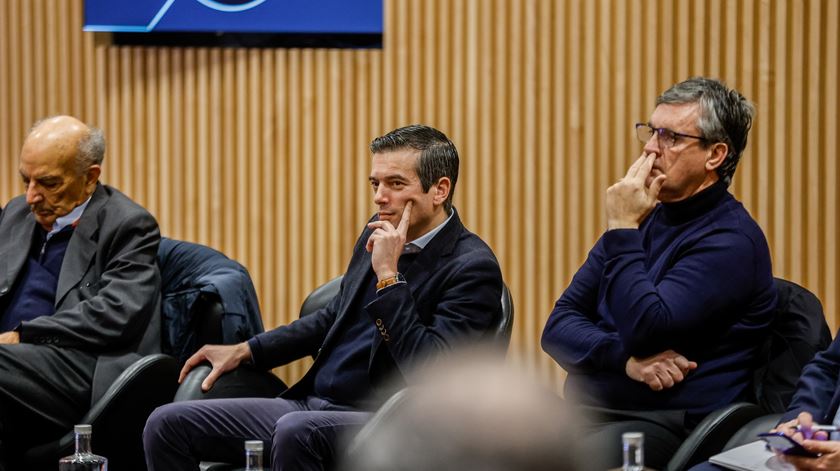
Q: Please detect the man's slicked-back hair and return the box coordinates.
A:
[369,124,459,213]
[656,77,755,186]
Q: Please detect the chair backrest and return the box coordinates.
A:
[158,237,265,364]
[753,277,831,413]
[665,278,831,470]
[299,275,514,349]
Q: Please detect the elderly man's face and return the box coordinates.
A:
[642,102,719,203]
[19,121,98,231]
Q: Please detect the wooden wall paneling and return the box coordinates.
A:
[246,48,261,302]
[194,48,209,245]
[522,0,535,370]
[144,48,159,217]
[789,0,805,282]
[805,0,822,299]
[0,0,10,194]
[313,48,327,286]
[32,0,45,117]
[507,0,524,366]
[824,0,840,332]
[157,49,172,237]
[755,0,772,244]
[534,0,553,380]
[3,0,840,388]
[258,47,274,351]
[462,0,478,235]
[546,0,567,389]
[19,0,33,141]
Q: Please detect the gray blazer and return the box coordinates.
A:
[0,183,162,404]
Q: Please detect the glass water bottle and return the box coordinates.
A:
[58,424,108,471]
[622,431,644,471]
[245,440,264,471]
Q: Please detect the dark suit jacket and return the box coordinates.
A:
[783,331,840,423]
[248,209,503,406]
[0,183,162,404]
[158,237,264,364]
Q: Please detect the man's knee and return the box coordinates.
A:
[272,412,315,451]
[143,402,183,450]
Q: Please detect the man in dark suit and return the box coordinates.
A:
[143,124,504,470]
[0,115,161,468]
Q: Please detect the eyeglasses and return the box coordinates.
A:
[635,123,706,149]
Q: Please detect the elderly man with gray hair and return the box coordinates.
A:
[541,77,777,468]
[0,116,161,469]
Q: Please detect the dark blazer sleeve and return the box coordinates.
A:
[248,281,341,369]
[366,252,502,371]
[783,334,840,423]
[19,195,161,352]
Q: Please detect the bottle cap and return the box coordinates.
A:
[75,424,93,434]
[245,440,264,451]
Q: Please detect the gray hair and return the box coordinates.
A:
[657,77,755,186]
[369,125,459,214]
[76,126,106,174]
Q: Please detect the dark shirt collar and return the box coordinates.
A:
[660,179,728,225]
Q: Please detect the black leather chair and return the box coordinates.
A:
[23,238,268,470]
[664,278,831,470]
[22,354,179,470]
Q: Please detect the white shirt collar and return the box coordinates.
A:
[406,209,454,251]
[46,195,92,239]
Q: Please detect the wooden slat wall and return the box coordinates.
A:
[0,0,838,389]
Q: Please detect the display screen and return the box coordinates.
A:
[84,0,382,34]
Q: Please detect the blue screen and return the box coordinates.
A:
[84,0,382,34]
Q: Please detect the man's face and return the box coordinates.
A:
[642,102,719,202]
[369,149,446,241]
[19,138,95,231]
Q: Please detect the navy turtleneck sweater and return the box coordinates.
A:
[542,180,777,419]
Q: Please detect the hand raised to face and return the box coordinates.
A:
[606,153,667,230]
[366,201,413,281]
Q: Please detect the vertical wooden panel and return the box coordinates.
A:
[1,0,839,389]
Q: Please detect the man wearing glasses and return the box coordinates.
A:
[542,77,777,468]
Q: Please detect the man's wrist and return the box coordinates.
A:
[376,273,406,291]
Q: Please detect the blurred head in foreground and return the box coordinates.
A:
[342,347,584,471]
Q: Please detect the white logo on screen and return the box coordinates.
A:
[195,0,268,12]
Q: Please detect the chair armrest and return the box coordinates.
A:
[665,402,765,471]
[174,363,287,402]
[345,388,411,458]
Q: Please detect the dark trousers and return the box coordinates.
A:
[0,344,96,470]
[143,396,372,471]
[579,406,692,470]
